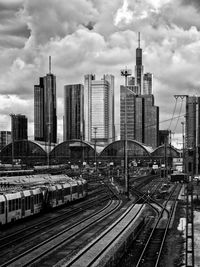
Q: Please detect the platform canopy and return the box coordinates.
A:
[99,140,152,163]
[151,145,180,158]
[0,140,47,165]
[49,139,96,164]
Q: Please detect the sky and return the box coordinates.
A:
[0,0,200,148]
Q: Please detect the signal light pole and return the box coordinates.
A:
[121,67,132,199]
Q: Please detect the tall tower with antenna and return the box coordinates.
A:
[135,32,144,95]
[34,56,57,144]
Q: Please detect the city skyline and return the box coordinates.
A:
[1,0,200,147]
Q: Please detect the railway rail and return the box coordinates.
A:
[135,183,182,267]
[0,193,122,267]
[0,192,111,253]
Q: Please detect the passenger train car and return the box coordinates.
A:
[0,174,87,226]
[170,172,189,183]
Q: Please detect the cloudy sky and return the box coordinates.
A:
[0,0,200,147]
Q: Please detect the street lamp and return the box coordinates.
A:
[181,121,185,173]
[93,127,98,172]
[121,67,132,199]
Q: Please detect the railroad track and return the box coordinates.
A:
[56,197,147,267]
[135,183,182,267]
[0,195,122,267]
[0,193,111,254]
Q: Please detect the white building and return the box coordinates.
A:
[84,74,115,146]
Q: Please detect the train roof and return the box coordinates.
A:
[0,173,85,188]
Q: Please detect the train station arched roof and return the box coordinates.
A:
[0,140,47,165]
[99,140,153,161]
[49,139,96,164]
[151,145,180,158]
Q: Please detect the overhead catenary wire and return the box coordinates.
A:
[168,97,178,130]
[172,98,184,132]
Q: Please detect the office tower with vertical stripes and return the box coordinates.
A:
[185,96,200,174]
[63,84,84,141]
[10,114,28,141]
[84,74,115,145]
[0,131,11,150]
[143,73,153,95]
[135,32,144,95]
[34,57,57,144]
[120,33,159,148]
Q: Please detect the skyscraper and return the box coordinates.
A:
[143,95,159,148]
[84,74,115,145]
[120,32,159,147]
[63,84,84,141]
[0,131,11,150]
[10,114,28,141]
[143,73,153,95]
[120,86,136,140]
[185,96,200,174]
[135,32,144,95]
[120,92,159,147]
[34,57,57,144]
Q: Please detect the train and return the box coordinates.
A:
[0,174,87,226]
[170,172,189,183]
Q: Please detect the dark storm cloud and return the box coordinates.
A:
[0,36,26,49]
[84,21,95,31]
[0,0,29,47]
[0,1,23,11]
[0,24,30,38]
[181,0,200,10]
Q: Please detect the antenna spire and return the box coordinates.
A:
[138,32,140,48]
[49,56,51,74]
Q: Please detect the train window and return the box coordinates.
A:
[0,202,4,214]
[72,186,77,193]
[9,200,11,212]
[28,196,30,209]
[13,199,16,211]
[25,197,27,210]
[58,189,62,200]
[16,199,18,210]
[65,187,70,195]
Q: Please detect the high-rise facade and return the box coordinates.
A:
[120,33,159,148]
[10,114,28,141]
[143,73,153,95]
[143,95,159,148]
[135,32,144,95]
[120,86,136,140]
[120,93,159,147]
[135,96,144,143]
[63,84,84,141]
[0,131,11,150]
[185,96,200,174]
[84,74,115,145]
[34,58,57,144]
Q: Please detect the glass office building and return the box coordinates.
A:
[143,73,153,95]
[34,73,57,144]
[10,114,28,141]
[0,131,11,151]
[120,85,136,140]
[63,84,84,141]
[84,74,115,146]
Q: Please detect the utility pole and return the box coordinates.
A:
[10,114,15,167]
[181,121,185,173]
[175,95,194,266]
[121,67,132,199]
[93,127,97,172]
